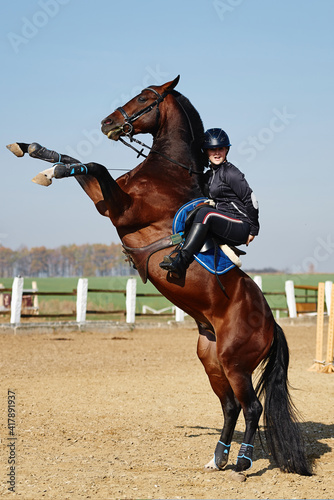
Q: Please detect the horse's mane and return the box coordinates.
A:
[171,90,208,171]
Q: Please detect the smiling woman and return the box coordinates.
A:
[160,127,259,278]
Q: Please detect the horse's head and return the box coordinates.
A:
[101,76,180,140]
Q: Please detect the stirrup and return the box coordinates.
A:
[159,246,181,267]
[159,255,178,271]
[159,253,185,279]
[162,255,173,264]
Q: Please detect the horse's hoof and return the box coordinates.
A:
[32,173,52,186]
[229,470,247,482]
[204,457,220,472]
[31,167,55,186]
[6,143,25,157]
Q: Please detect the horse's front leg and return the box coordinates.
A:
[7,141,131,219]
[7,142,80,164]
[7,142,82,186]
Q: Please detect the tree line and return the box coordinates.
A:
[0,243,137,278]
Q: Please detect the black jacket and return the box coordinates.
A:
[204,161,260,236]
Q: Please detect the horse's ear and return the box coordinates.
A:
[163,75,180,92]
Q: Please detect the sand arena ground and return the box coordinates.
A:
[0,321,333,499]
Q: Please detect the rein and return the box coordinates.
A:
[119,135,203,175]
[113,86,203,176]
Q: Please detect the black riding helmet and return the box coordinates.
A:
[202,128,231,149]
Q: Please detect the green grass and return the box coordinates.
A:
[0,276,173,318]
[248,273,334,316]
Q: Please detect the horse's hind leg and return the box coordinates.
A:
[230,375,262,474]
[219,354,263,476]
[196,325,241,471]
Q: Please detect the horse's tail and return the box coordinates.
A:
[256,322,312,476]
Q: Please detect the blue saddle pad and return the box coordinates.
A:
[172,198,236,275]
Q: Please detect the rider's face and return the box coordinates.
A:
[207,147,228,167]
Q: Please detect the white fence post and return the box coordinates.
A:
[253,275,262,290]
[32,280,39,314]
[325,281,333,314]
[10,276,24,325]
[126,278,137,324]
[285,280,297,318]
[0,283,4,310]
[76,278,88,323]
[175,307,185,322]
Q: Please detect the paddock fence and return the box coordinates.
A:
[0,277,186,325]
[0,276,333,326]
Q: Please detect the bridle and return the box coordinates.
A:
[112,87,203,176]
[116,87,168,137]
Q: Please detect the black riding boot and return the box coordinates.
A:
[159,223,209,279]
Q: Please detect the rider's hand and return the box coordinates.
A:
[246,234,255,246]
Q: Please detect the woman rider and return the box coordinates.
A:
[159,128,259,279]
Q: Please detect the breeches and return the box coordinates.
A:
[193,206,250,246]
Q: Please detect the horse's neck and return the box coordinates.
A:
[153,101,197,162]
[125,101,201,191]
[116,99,203,246]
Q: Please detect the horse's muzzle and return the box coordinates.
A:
[101,118,122,140]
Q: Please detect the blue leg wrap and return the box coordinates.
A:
[236,443,254,470]
[69,163,88,176]
[53,162,88,178]
[218,441,231,454]
[214,441,231,469]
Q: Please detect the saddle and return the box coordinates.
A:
[179,198,246,268]
[123,198,246,283]
[122,233,183,283]
[184,202,246,256]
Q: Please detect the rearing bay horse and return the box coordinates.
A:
[7,76,311,479]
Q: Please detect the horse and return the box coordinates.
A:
[7,75,312,480]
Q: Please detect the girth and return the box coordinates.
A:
[122,233,183,283]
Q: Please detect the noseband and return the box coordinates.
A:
[116,87,168,135]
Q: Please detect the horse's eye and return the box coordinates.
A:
[138,96,147,103]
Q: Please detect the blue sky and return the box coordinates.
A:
[1,0,333,272]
